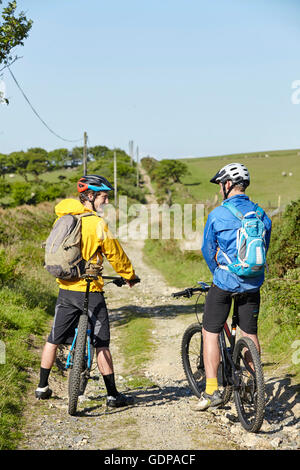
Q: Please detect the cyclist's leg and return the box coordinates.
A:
[88,292,134,406]
[193,284,232,410]
[96,346,118,397]
[41,342,58,369]
[237,290,261,368]
[96,346,114,375]
[202,284,232,381]
[202,329,220,379]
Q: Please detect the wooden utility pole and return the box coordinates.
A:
[136,145,139,187]
[83,131,87,175]
[129,140,134,166]
[114,150,117,207]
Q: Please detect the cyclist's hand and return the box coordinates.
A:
[126,276,140,288]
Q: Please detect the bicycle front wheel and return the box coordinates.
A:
[233,336,265,432]
[181,322,232,404]
[181,323,205,398]
[68,314,88,416]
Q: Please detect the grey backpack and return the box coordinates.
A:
[44,213,97,280]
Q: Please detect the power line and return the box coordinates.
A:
[7,66,83,144]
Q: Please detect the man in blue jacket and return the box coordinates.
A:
[193,163,272,411]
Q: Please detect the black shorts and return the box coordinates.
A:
[48,289,110,348]
[202,284,260,334]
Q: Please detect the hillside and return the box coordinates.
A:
[170,149,300,209]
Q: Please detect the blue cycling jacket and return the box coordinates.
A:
[201,194,272,293]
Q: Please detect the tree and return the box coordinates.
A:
[0,153,8,177]
[0,1,32,66]
[141,156,158,176]
[154,159,189,184]
[90,145,109,160]
[26,147,49,180]
[9,150,30,181]
[68,147,83,167]
[48,148,69,169]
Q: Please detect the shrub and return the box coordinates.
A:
[267,199,300,277]
[11,182,33,206]
[34,183,66,203]
[0,250,20,285]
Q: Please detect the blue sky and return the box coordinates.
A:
[1,0,300,159]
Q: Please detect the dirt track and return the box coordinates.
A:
[20,235,299,451]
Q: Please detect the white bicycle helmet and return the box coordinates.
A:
[210,163,250,199]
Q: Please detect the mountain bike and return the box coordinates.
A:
[66,274,140,416]
[173,282,265,433]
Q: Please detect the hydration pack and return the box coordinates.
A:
[219,201,267,278]
[44,213,98,280]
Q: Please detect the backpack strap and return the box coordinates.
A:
[76,212,102,265]
[221,201,244,220]
[255,205,264,219]
[222,201,265,221]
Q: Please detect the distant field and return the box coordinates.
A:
[175,149,300,210]
[4,167,77,183]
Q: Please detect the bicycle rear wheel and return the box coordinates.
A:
[181,322,232,403]
[68,314,88,416]
[233,336,265,432]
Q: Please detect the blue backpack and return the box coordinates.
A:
[220,201,267,278]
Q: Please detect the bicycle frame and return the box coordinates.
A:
[218,297,242,389]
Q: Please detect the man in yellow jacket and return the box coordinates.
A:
[35,175,137,408]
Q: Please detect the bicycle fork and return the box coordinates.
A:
[66,278,93,371]
[65,328,93,370]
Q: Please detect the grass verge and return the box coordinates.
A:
[0,204,57,449]
[143,238,211,288]
[113,307,156,390]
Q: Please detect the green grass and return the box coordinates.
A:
[110,306,154,389]
[113,308,156,389]
[144,238,211,288]
[172,149,300,209]
[0,277,57,449]
[0,205,57,449]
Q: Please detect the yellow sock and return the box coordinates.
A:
[205,378,218,395]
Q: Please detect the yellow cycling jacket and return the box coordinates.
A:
[54,198,135,292]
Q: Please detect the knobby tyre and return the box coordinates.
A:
[68,314,88,416]
[78,343,94,396]
[233,336,265,432]
[181,323,205,398]
[181,323,232,404]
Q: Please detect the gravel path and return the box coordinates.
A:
[20,235,299,451]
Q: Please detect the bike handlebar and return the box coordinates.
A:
[172,282,210,298]
[102,276,141,287]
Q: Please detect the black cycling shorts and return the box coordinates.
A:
[48,289,110,348]
[202,283,260,334]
